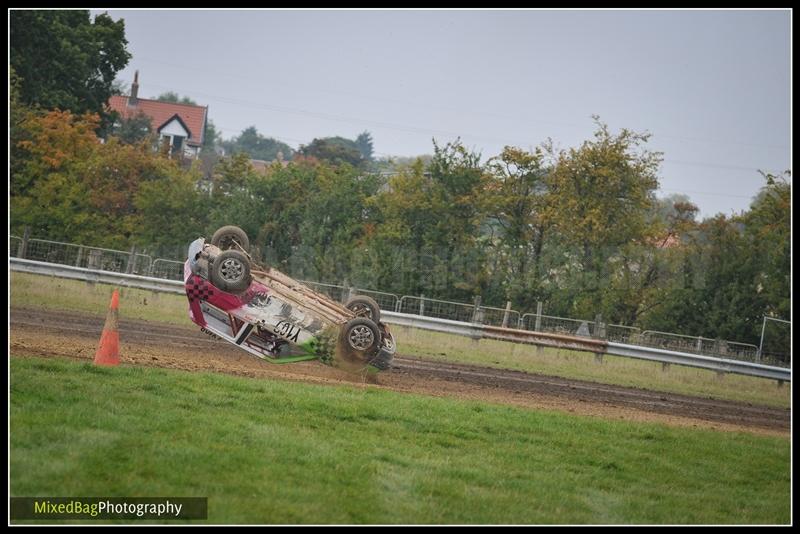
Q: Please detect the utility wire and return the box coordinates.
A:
[129,56,790,151]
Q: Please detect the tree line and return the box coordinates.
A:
[10,106,791,354]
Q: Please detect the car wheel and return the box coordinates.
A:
[211,225,250,253]
[210,249,252,293]
[344,295,381,323]
[343,317,380,355]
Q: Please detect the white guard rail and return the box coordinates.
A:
[10,257,791,382]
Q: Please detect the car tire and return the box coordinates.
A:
[211,225,250,253]
[344,295,381,323]
[210,249,252,293]
[342,317,381,356]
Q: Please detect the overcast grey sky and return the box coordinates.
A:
[96,9,791,218]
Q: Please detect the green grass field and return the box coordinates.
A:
[11,272,790,408]
[10,357,790,524]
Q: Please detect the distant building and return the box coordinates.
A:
[107,71,208,159]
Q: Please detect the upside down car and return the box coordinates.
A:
[184,226,396,372]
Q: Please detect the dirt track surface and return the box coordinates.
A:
[10,306,790,436]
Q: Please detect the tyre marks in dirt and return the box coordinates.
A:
[10,306,789,434]
[390,358,789,432]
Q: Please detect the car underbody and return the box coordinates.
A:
[184,226,396,372]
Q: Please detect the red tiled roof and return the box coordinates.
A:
[108,95,207,146]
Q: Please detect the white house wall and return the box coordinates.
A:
[160,118,190,138]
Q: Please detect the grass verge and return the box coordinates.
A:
[10,271,790,408]
[10,356,790,525]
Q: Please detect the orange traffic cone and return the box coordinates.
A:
[94,289,120,366]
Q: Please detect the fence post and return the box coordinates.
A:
[125,245,137,274]
[472,295,483,324]
[341,279,350,304]
[501,300,512,328]
[757,316,766,363]
[87,249,102,270]
[17,226,31,259]
[594,313,606,339]
[419,294,425,317]
[75,246,84,268]
[535,301,543,332]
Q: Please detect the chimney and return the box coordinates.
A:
[129,70,139,106]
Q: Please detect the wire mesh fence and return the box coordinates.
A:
[299,280,348,303]
[11,236,152,276]
[150,259,186,281]
[605,325,641,344]
[759,318,791,367]
[476,306,522,328]
[398,296,478,323]
[519,314,641,344]
[640,331,764,364]
[349,288,400,313]
[521,313,596,337]
[10,236,22,257]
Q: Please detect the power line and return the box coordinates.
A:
[130,55,790,152]
[120,77,786,174]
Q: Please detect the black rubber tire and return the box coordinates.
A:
[211,225,250,253]
[344,295,381,323]
[210,249,252,293]
[342,317,381,356]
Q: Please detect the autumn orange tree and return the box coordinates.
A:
[11,109,207,250]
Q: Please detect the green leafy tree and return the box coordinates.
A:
[543,118,662,318]
[10,10,130,118]
[298,137,364,168]
[205,157,379,283]
[134,165,210,252]
[363,141,488,299]
[373,154,433,173]
[202,120,220,153]
[611,196,700,326]
[155,91,197,105]
[222,126,294,162]
[483,146,551,310]
[110,111,153,145]
[360,159,440,293]
[355,131,375,162]
[11,108,206,250]
[745,171,791,322]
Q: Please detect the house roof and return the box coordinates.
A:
[108,95,207,146]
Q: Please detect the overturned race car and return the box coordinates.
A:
[184,226,396,372]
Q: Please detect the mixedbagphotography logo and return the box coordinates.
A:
[10,497,208,520]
